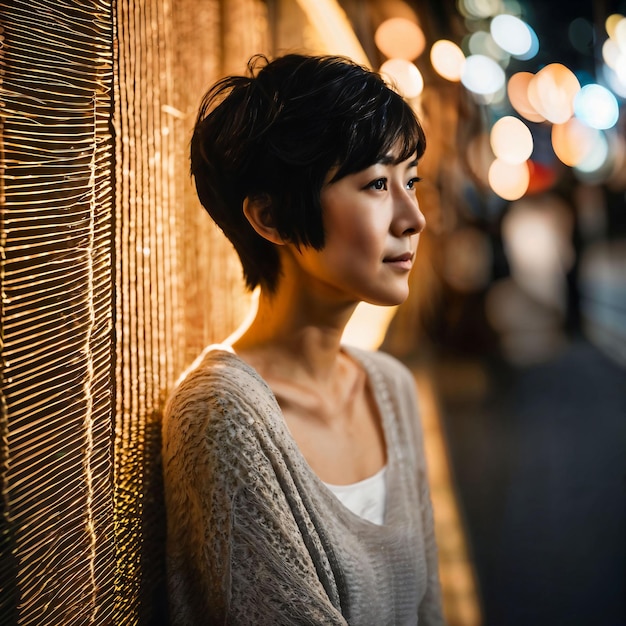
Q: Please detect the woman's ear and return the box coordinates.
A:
[243,194,285,245]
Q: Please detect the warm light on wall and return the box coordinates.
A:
[0,0,269,623]
[295,0,370,65]
[0,1,116,622]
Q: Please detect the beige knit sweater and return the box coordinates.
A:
[162,346,444,625]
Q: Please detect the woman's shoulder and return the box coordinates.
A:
[173,345,268,395]
[163,345,278,441]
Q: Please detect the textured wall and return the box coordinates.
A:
[0,1,268,623]
[0,1,116,623]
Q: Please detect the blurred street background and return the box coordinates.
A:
[371,0,626,623]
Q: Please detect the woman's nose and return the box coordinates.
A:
[394,193,426,236]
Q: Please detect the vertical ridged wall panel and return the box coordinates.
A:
[0,0,269,623]
[0,1,116,624]
[113,0,182,621]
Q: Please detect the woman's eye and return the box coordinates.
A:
[367,178,388,191]
[406,177,422,190]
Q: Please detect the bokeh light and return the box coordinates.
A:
[488,158,530,200]
[435,3,625,208]
[574,131,610,174]
[458,0,503,19]
[501,195,575,312]
[614,16,626,50]
[617,53,626,82]
[602,37,621,69]
[374,17,426,60]
[568,17,595,55]
[461,54,506,94]
[605,13,624,39]
[574,84,619,130]
[490,14,536,58]
[430,39,465,81]
[602,63,626,98]
[507,71,545,122]
[527,63,580,124]
[431,3,622,240]
[551,117,600,167]
[490,116,533,163]
[527,160,557,194]
[380,58,424,98]
[500,0,522,16]
[513,23,539,60]
[469,30,510,62]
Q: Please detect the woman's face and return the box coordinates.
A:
[285,152,426,307]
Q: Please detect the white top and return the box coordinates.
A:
[324,466,387,526]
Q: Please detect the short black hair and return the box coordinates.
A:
[190,53,426,292]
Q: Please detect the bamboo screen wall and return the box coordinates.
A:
[0,1,267,624]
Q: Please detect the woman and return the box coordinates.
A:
[163,53,444,625]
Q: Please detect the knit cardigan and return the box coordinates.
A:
[162,346,444,625]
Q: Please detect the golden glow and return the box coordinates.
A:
[488,158,530,200]
[507,71,545,122]
[295,0,370,65]
[112,0,265,621]
[606,13,624,39]
[342,303,399,349]
[374,17,426,60]
[430,39,465,81]
[0,0,117,619]
[490,116,533,164]
[614,17,626,50]
[527,63,580,124]
[415,371,483,626]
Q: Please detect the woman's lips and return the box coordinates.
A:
[383,252,414,270]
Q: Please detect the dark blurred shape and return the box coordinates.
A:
[430,339,625,626]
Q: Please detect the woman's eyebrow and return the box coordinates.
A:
[375,154,419,166]
[377,155,396,165]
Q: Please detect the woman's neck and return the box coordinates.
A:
[231,279,358,384]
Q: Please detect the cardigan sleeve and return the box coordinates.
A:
[415,451,445,626]
[402,370,445,626]
[162,368,348,626]
[372,352,445,626]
